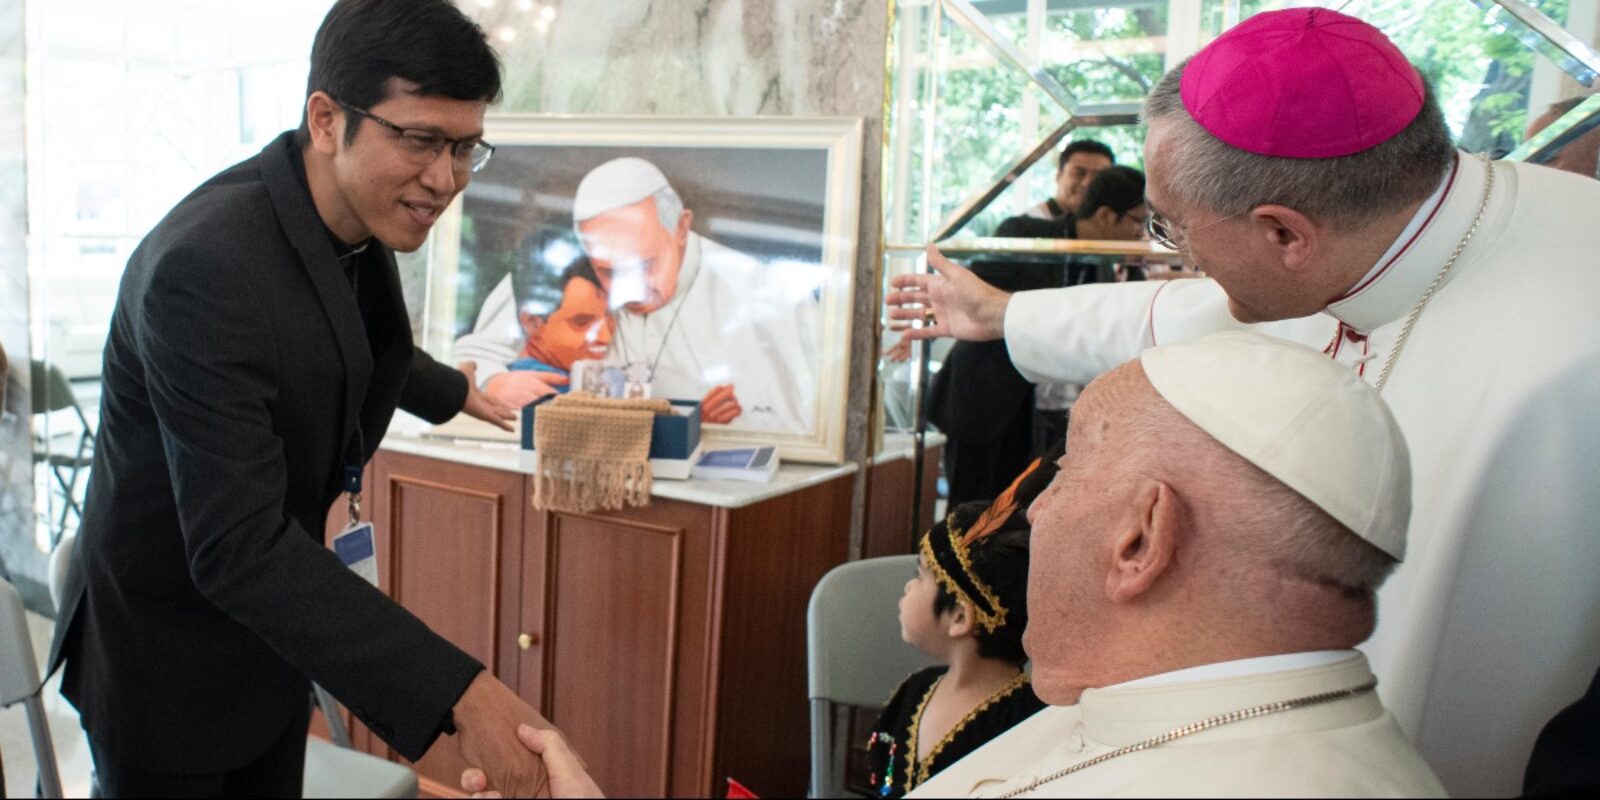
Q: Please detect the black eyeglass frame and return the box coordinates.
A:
[335,99,496,174]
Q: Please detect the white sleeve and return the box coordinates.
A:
[450,275,520,387]
[1003,278,1336,384]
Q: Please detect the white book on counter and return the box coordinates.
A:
[691,446,779,483]
[652,443,706,481]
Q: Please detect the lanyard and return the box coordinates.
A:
[343,428,365,526]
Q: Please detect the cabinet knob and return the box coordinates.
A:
[518,633,539,650]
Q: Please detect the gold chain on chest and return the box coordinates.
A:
[990,680,1376,798]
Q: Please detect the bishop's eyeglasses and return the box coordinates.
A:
[1146,206,1247,251]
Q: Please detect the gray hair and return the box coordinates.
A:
[651,186,684,231]
[1216,451,1400,598]
[1142,57,1456,230]
[1114,371,1399,599]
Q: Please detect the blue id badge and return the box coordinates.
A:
[333,521,379,586]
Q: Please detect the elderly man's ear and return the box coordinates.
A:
[1105,481,1183,603]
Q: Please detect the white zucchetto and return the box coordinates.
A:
[1140,331,1412,559]
[572,157,671,223]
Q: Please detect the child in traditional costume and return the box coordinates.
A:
[865,454,1057,797]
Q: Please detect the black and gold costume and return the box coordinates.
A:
[866,666,1046,797]
[865,448,1062,797]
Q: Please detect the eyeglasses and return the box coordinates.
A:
[1145,206,1246,251]
[336,100,496,173]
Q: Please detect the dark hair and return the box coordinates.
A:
[1075,165,1146,221]
[931,503,1033,667]
[297,0,502,147]
[513,246,604,317]
[1058,139,1116,171]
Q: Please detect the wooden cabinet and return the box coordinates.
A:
[861,445,943,559]
[363,455,527,792]
[338,449,859,798]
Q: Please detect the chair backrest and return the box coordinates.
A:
[807,555,932,707]
[0,576,42,706]
[806,555,934,798]
[29,360,79,417]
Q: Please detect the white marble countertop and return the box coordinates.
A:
[380,413,861,510]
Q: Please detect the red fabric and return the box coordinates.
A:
[1181,8,1424,159]
[726,778,760,799]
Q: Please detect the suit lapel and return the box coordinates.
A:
[258,134,373,450]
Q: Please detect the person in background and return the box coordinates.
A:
[886,9,1600,793]
[1524,94,1599,178]
[928,167,1149,506]
[865,452,1055,797]
[45,2,556,796]
[1016,139,1115,224]
[504,256,614,391]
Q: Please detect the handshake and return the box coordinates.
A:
[451,671,604,798]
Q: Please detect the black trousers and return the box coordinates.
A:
[88,703,310,799]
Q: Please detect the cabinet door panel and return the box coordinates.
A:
[534,504,713,798]
[370,452,525,795]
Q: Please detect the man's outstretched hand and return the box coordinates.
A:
[485,370,569,410]
[462,724,604,799]
[458,362,522,432]
[452,671,557,798]
[885,245,1011,343]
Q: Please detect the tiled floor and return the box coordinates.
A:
[0,610,94,798]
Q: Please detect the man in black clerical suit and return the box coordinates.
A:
[47,2,555,796]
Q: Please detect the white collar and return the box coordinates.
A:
[1338,156,1455,300]
[1326,151,1499,333]
[1111,650,1355,689]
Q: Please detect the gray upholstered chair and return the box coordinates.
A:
[806,555,933,798]
[1,575,64,799]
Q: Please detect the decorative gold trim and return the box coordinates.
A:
[921,524,1009,634]
[903,671,1033,792]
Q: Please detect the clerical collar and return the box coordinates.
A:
[1326,151,1495,333]
[1110,649,1354,690]
[288,143,376,263]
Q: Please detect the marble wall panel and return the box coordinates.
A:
[450,0,890,486]
[0,0,42,600]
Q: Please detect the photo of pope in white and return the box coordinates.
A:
[445,127,856,454]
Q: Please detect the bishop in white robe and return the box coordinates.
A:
[888,10,1600,794]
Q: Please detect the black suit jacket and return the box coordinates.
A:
[49,132,482,773]
[925,218,1077,443]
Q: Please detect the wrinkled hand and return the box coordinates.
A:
[458,363,520,432]
[484,370,569,410]
[885,245,1011,343]
[462,724,605,799]
[700,384,742,425]
[453,671,556,798]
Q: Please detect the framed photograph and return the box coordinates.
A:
[423,115,864,464]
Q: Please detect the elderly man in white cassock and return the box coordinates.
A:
[907,331,1443,797]
[456,158,821,435]
[887,8,1600,795]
